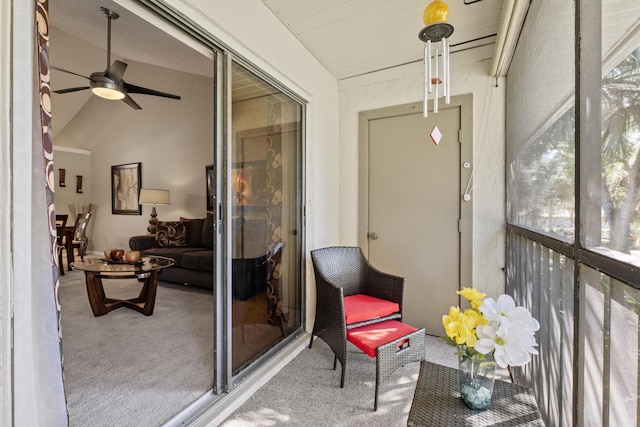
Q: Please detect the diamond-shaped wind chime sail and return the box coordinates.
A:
[419,0,454,118]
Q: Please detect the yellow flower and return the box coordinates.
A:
[457,287,486,310]
[463,307,488,335]
[442,306,478,346]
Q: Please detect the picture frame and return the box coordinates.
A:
[111,162,142,215]
[206,165,215,212]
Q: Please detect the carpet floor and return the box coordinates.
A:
[60,267,214,427]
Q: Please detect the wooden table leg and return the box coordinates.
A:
[123,270,158,316]
[84,271,158,317]
[85,272,117,316]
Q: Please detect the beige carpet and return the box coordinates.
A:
[60,267,214,427]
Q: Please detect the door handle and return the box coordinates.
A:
[368,232,378,240]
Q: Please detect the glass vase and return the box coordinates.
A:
[458,354,497,410]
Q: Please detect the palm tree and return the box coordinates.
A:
[602,47,640,253]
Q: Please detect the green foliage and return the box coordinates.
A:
[513,47,640,253]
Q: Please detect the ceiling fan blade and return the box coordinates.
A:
[54,86,90,94]
[125,83,181,100]
[106,60,127,84]
[121,93,142,110]
[50,65,90,80]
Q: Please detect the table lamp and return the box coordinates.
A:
[139,188,170,234]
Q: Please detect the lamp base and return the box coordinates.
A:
[147,206,158,234]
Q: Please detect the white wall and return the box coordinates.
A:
[52,147,92,217]
[338,58,506,298]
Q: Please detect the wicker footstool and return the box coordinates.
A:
[347,320,425,410]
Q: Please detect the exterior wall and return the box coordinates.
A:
[339,58,506,298]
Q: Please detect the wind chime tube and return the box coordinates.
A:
[443,37,450,104]
[427,40,432,93]
[441,37,446,104]
[424,44,429,117]
[434,46,439,114]
[446,39,451,103]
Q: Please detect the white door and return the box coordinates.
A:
[366,101,472,335]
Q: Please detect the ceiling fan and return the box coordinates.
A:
[51,7,180,110]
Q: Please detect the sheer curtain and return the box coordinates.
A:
[12,0,67,424]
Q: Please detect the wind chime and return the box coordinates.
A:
[418,0,454,120]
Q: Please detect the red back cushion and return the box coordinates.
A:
[343,294,399,325]
[347,320,418,357]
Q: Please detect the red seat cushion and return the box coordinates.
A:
[347,320,418,357]
[343,294,400,325]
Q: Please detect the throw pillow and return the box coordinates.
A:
[201,213,214,249]
[180,217,205,247]
[154,221,188,247]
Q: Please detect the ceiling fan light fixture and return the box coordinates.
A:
[89,73,125,100]
[91,85,125,100]
[52,7,181,109]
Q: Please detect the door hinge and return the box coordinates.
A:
[458,218,462,233]
[458,129,463,143]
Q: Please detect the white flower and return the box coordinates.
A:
[475,323,538,368]
[474,294,539,368]
[480,294,540,337]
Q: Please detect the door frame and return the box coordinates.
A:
[358,94,473,288]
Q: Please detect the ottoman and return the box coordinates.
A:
[347,320,426,410]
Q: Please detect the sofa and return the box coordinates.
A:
[129,214,272,299]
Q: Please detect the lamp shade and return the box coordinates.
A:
[139,188,170,205]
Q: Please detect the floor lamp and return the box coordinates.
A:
[139,188,170,234]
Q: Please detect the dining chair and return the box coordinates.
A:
[71,212,92,261]
[55,214,68,275]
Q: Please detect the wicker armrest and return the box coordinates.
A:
[314,277,347,342]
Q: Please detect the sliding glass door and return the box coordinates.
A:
[227,62,304,380]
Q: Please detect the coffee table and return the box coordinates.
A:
[71,256,175,317]
[407,361,543,426]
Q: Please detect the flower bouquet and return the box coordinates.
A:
[442,287,539,409]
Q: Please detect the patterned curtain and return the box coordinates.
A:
[37,0,68,421]
[36,0,60,291]
[265,99,284,325]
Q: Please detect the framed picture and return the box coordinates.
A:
[111,162,142,215]
[206,165,215,211]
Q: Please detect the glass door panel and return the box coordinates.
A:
[230,62,303,374]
